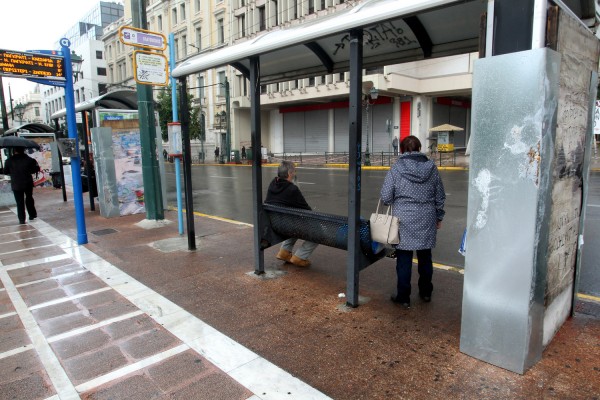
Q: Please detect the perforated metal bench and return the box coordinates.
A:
[261,203,386,270]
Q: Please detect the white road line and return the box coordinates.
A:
[28,287,112,311]
[209,175,236,179]
[0,235,45,245]
[0,228,36,237]
[74,344,189,393]
[588,204,600,207]
[0,311,17,319]
[15,269,88,288]
[47,310,145,343]
[0,344,34,360]
[0,268,80,399]
[0,243,56,256]
[3,254,74,271]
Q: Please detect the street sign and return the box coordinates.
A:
[0,48,65,80]
[119,26,167,51]
[133,50,168,86]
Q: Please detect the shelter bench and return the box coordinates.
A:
[261,203,386,270]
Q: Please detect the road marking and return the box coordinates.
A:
[578,293,600,303]
[15,270,88,288]
[0,235,45,245]
[588,204,600,207]
[209,175,236,179]
[47,310,145,343]
[28,287,113,311]
[0,344,34,360]
[74,344,189,393]
[0,243,56,256]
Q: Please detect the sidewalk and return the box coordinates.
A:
[1,188,599,399]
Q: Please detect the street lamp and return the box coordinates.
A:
[13,102,25,124]
[70,51,83,82]
[362,86,379,166]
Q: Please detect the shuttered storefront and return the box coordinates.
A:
[283,112,305,152]
[283,109,328,152]
[334,108,349,152]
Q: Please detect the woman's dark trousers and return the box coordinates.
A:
[395,249,433,303]
[13,188,36,223]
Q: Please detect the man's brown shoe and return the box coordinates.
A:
[290,255,311,267]
[276,249,293,262]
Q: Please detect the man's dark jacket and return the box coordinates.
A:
[265,177,311,210]
[4,153,40,191]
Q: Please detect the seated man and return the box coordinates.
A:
[265,161,318,267]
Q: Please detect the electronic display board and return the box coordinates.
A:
[0,49,65,80]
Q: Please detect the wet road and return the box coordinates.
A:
[581,171,600,297]
[164,164,468,267]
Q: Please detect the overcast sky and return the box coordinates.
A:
[1,0,124,104]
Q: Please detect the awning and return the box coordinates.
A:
[429,124,464,131]
[50,89,139,120]
[172,0,596,84]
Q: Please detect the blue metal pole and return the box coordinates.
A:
[169,33,184,235]
[60,38,88,245]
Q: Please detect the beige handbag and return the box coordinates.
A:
[369,200,400,245]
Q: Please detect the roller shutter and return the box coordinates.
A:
[305,109,328,152]
[283,112,305,152]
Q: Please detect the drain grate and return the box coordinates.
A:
[91,228,119,236]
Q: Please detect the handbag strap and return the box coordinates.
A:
[377,199,393,217]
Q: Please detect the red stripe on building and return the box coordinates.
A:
[400,101,411,140]
[279,96,393,113]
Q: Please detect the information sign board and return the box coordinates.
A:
[133,50,168,86]
[0,49,65,80]
[119,26,167,51]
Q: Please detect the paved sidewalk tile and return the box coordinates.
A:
[0,209,330,399]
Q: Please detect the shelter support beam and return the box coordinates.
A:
[250,56,265,275]
[81,111,94,211]
[179,78,196,251]
[346,29,363,308]
[53,119,67,202]
[304,42,334,73]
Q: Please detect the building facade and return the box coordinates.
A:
[43,1,124,123]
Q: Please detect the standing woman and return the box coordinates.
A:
[380,136,446,309]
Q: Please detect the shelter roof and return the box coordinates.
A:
[50,89,138,119]
[3,123,56,136]
[172,0,596,83]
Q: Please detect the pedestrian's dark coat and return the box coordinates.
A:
[265,177,311,210]
[380,151,445,250]
[4,153,40,191]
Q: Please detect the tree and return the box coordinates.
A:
[156,86,200,141]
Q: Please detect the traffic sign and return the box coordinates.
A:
[133,50,168,86]
[119,26,167,51]
[0,48,65,80]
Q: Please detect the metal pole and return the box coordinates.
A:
[169,32,184,235]
[60,38,87,245]
[0,77,9,131]
[250,56,265,275]
[179,78,196,250]
[225,78,231,163]
[346,29,363,307]
[132,0,164,220]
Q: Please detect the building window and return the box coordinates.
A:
[97,67,107,76]
[194,0,200,12]
[172,8,177,25]
[158,15,162,31]
[99,83,107,95]
[258,6,266,31]
[174,38,179,59]
[195,27,201,51]
[180,4,186,20]
[218,71,226,96]
[197,75,204,99]
[309,0,315,14]
[96,50,103,59]
[217,18,224,44]
[182,35,187,57]
[238,15,245,38]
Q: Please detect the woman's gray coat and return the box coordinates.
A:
[380,152,446,250]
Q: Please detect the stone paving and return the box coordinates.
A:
[0,209,329,400]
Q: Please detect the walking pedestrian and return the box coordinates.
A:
[392,136,399,156]
[241,146,246,160]
[265,161,318,267]
[4,147,40,224]
[380,136,445,308]
[214,147,220,162]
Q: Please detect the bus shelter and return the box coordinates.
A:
[50,89,168,217]
[171,0,599,374]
